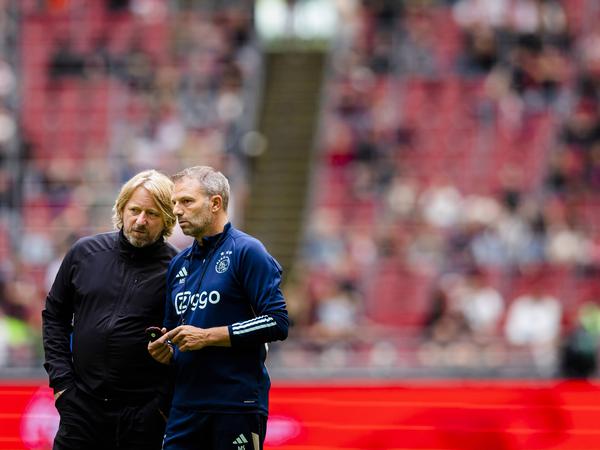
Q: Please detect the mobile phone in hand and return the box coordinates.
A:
[145,326,164,342]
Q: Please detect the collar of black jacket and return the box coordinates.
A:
[117,229,165,260]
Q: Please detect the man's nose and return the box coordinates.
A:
[136,212,148,224]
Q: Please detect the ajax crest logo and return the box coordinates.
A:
[216,251,232,273]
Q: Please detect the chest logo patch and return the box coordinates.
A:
[215,253,231,273]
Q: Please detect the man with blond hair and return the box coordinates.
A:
[42,169,178,450]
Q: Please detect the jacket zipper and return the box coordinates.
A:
[102,256,138,396]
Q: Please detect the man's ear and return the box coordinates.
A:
[211,195,222,212]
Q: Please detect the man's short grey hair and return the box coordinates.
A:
[172,166,230,211]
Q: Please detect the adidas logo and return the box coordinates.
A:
[232,433,248,446]
[175,267,188,279]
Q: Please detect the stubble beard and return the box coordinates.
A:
[124,228,159,248]
[182,211,213,240]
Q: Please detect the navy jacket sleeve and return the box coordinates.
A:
[228,238,289,347]
[42,247,76,393]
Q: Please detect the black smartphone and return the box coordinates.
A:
[145,326,164,342]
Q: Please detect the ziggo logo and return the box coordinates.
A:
[174,290,221,314]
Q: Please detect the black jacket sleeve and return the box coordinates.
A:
[42,248,76,393]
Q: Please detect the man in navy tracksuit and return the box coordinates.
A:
[149,166,289,450]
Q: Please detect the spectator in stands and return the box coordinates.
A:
[545,216,591,266]
[0,306,9,367]
[577,301,600,336]
[119,37,155,92]
[383,174,418,220]
[452,268,504,335]
[504,281,562,373]
[42,170,178,450]
[0,58,15,99]
[0,166,17,211]
[309,277,362,345]
[457,23,500,75]
[585,142,600,190]
[419,277,480,369]
[418,177,464,229]
[463,195,505,266]
[2,261,41,326]
[84,34,120,79]
[47,37,85,80]
[2,311,36,367]
[560,99,600,150]
[406,220,446,269]
[302,207,347,270]
[452,0,508,30]
[511,0,569,49]
[559,302,599,379]
[0,274,32,368]
[397,7,441,77]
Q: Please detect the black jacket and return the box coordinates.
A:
[42,230,178,403]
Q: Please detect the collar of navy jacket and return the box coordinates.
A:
[184,222,231,261]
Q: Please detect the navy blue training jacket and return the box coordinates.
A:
[164,223,289,415]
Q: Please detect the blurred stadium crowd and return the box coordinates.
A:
[0,0,259,369]
[1,0,600,378]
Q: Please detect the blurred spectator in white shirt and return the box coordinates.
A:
[419,178,464,229]
[453,0,508,29]
[452,268,504,334]
[504,281,562,373]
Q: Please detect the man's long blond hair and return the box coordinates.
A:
[112,170,176,238]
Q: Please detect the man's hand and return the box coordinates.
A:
[167,325,231,352]
[148,327,173,364]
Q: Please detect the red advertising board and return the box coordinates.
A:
[1,380,600,449]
